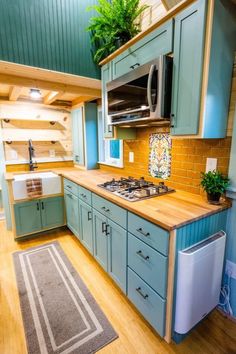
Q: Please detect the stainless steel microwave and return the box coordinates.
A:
[107,55,173,127]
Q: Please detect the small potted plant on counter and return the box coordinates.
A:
[200,170,230,204]
[87,0,148,64]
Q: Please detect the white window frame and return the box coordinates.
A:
[97,107,124,168]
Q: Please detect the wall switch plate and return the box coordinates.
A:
[206,158,217,172]
[49,149,56,158]
[225,260,236,280]
[10,150,18,160]
[129,152,134,163]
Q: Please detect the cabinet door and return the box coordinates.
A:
[79,200,93,255]
[102,63,114,138]
[41,197,65,230]
[14,200,42,236]
[64,192,80,239]
[72,108,85,165]
[93,210,108,271]
[171,0,207,135]
[107,220,127,294]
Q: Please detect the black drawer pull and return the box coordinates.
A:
[101,206,106,210]
[41,201,44,210]
[130,63,140,69]
[101,206,110,213]
[136,287,148,299]
[102,222,106,233]
[136,228,150,237]
[88,211,92,221]
[81,193,86,198]
[36,202,40,211]
[105,224,110,236]
[67,185,72,189]
[136,250,149,261]
[66,193,72,199]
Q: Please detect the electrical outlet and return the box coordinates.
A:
[225,260,236,280]
[129,152,134,163]
[206,158,217,172]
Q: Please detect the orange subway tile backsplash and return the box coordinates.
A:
[100,127,232,195]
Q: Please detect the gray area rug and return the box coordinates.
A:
[13,241,118,354]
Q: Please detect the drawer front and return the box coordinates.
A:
[92,193,127,228]
[128,212,169,256]
[128,267,166,337]
[78,185,92,205]
[112,20,173,79]
[64,178,79,197]
[128,233,168,298]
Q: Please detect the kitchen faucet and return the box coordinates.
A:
[28,139,38,171]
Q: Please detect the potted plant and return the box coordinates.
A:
[87,0,149,64]
[200,170,230,204]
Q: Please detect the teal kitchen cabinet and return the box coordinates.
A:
[101,63,114,138]
[41,197,65,230]
[107,219,127,293]
[14,197,65,238]
[112,20,173,80]
[72,103,98,169]
[14,200,42,236]
[64,191,80,239]
[93,209,108,271]
[93,207,127,293]
[171,0,235,137]
[79,200,93,255]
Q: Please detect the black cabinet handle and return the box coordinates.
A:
[66,193,72,199]
[36,202,40,211]
[101,206,106,210]
[41,201,44,210]
[170,113,175,128]
[102,222,106,233]
[136,250,149,261]
[81,193,86,198]
[136,287,148,299]
[136,228,150,237]
[67,185,72,189]
[105,208,110,213]
[88,211,92,221]
[130,63,140,69]
[105,224,110,236]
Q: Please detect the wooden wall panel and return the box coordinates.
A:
[0,0,100,79]
[0,102,72,163]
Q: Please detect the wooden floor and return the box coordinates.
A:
[0,220,236,354]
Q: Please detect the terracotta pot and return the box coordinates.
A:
[207,192,221,203]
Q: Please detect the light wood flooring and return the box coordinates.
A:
[0,220,236,354]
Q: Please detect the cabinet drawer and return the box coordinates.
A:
[64,178,79,197]
[78,186,92,205]
[128,233,167,298]
[128,212,169,256]
[112,20,173,79]
[128,267,166,337]
[92,193,127,228]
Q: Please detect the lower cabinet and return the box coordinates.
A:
[93,209,127,293]
[79,200,93,255]
[14,196,65,237]
[93,210,108,271]
[64,191,80,239]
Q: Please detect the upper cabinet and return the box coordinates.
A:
[112,20,173,80]
[102,63,113,138]
[101,0,236,139]
[72,102,98,169]
[171,0,207,136]
[171,0,235,138]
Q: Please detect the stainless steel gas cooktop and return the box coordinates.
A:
[98,176,175,202]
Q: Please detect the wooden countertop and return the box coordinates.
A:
[6,167,230,231]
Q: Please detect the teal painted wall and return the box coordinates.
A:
[0,0,100,79]
[226,108,236,318]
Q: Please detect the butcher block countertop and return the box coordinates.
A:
[6,167,231,231]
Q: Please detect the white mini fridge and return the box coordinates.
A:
[174,231,226,334]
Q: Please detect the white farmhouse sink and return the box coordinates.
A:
[12,172,62,200]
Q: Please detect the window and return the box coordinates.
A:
[98,108,124,168]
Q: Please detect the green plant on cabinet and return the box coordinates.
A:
[14,197,64,237]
